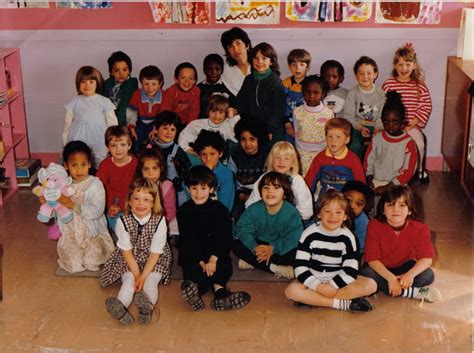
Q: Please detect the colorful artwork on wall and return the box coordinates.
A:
[375,1,443,24]
[0,0,49,8]
[56,1,112,9]
[285,1,372,23]
[216,1,280,25]
[148,1,210,24]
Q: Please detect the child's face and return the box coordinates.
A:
[204,61,223,84]
[384,197,411,228]
[141,158,161,184]
[156,124,177,144]
[394,57,416,82]
[176,68,196,92]
[326,128,350,156]
[323,67,343,91]
[208,109,226,125]
[303,82,324,107]
[198,146,223,170]
[64,152,90,182]
[79,79,97,97]
[261,183,285,209]
[142,78,161,98]
[318,200,347,232]
[129,189,154,218]
[111,61,130,84]
[344,190,366,217]
[108,136,131,163]
[227,39,248,64]
[289,61,309,82]
[355,64,378,91]
[188,183,214,205]
[252,51,272,74]
[272,152,294,174]
[382,111,404,136]
[240,131,259,156]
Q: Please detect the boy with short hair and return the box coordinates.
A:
[178,165,251,311]
[343,56,385,161]
[320,60,347,118]
[96,125,138,232]
[305,117,366,202]
[161,62,201,126]
[127,65,164,154]
[197,54,234,119]
[282,49,311,143]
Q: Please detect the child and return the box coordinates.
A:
[365,92,418,196]
[56,141,115,273]
[178,165,251,311]
[101,178,172,325]
[150,111,192,206]
[342,180,373,255]
[228,119,270,219]
[127,65,164,154]
[178,95,239,153]
[96,125,138,232]
[305,118,366,203]
[382,44,432,183]
[236,42,286,144]
[161,62,200,126]
[197,54,234,119]
[360,186,441,303]
[246,141,313,222]
[282,49,311,143]
[135,147,178,237]
[233,172,304,279]
[103,51,139,126]
[294,75,334,175]
[343,56,385,161]
[191,130,235,212]
[321,60,347,118]
[285,190,375,312]
[63,66,118,168]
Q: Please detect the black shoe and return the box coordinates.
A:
[180,280,205,311]
[419,170,430,184]
[210,288,251,311]
[293,301,313,308]
[348,298,374,312]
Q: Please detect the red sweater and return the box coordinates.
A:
[96,156,138,211]
[364,219,435,268]
[161,84,200,125]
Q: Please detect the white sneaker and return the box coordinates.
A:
[270,264,294,280]
[238,259,255,270]
[418,287,442,303]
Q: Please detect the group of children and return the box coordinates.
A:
[45,27,440,325]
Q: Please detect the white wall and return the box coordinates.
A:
[0,28,458,156]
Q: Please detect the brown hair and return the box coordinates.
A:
[75,66,104,95]
[104,125,132,147]
[316,189,353,229]
[135,147,167,182]
[287,49,311,66]
[258,171,295,205]
[325,117,352,137]
[376,185,419,223]
[391,44,424,83]
[125,178,162,216]
[251,42,280,77]
[206,94,230,115]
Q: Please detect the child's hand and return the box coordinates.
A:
[255,245,273,265]
[316,282,338,298]
[238,192,249,202]
[360,127,371,138]
[108,204,120,217]
[186,148,197,156]
[58,195,74,209]
[134,274,145,292]
[130,128,137,140]
[404,118,419,131]
[284,122,295,137]
[388,276,402,297]
[203,260,217,277]
[398,273,414,289]
[227,107,238,118]
[38,196,46,205]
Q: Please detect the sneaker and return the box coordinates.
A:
[348,298,374,312]
[134,291,154,325]
[210,288,251,311]
[105,297,134,325]
[417,287,441,303]
[238,259,255,271]
[270,264,295,280]
[419,170,430,184]
[180,280,205,311]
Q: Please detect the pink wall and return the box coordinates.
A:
[0,1,470,30]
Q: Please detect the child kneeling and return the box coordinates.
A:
[177,165,251,311]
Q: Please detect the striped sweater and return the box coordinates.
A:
[382,77,432,129]
[294,223,359,290]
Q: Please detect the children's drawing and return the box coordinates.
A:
[216,1,280,25]
[148,1,210,24]
[376,1,442,24]
[0,0,49,8]
[285,1,371,23]
[56,1,112,9]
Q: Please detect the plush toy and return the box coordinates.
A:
[32,162,75,224]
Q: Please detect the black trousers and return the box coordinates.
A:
[232,239,296,273]
[181,260,233,295]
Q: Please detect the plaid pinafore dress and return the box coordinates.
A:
[100,214,172,287]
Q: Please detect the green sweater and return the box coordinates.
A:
[234,200,303,255]
[103,76,139,125]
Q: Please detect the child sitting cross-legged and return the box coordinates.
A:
[178,165,251,311]
[233,171,304,280]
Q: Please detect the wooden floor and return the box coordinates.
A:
[0,172,472,353]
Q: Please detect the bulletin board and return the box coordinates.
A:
[0,1,470,30]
